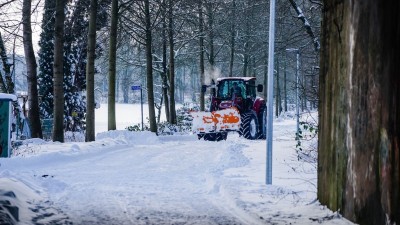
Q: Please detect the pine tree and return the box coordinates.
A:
[38,0,55,120]
[63,0,89,132]
[38,0,111,133]
[63,0,111,132]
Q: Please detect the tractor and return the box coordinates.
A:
[191,77,267,141]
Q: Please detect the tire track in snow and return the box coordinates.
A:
[204,141,264,225]
[7,135,264,224]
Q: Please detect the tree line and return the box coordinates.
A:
[0,0,322,140]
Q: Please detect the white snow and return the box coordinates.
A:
[0,104,355,224]
[95,103,168,134]
[0,93,17,101]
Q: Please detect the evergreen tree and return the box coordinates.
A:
[63,0,89,132]
[38,0,55,119]
[38,0,111,133]
[63,0,110,132]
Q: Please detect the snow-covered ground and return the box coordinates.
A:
[0,104,354,225]
[95,103,155,134]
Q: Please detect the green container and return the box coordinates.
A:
[0,94,16,158]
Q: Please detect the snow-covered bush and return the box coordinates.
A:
[295,112,318,166]
[126,123,149,132]
[65,131,85,142]
[126,103,197,135]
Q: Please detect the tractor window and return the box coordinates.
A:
[218,81,230,99]
[217,80,246,99]
[246,80,256,98]
[238,83,246,97]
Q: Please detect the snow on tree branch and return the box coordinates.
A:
[288,0,320,52]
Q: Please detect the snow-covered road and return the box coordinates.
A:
[48,137,259,224]
[3,134,264,224]
[1,116,353,225]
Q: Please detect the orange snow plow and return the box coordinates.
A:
[191,107,241,140]
[191,77,266,141]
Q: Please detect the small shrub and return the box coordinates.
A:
[125,103,197,135]
[295,113,318,165]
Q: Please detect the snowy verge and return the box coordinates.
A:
[11,131,162,158]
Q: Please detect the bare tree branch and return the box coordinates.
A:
[0,0,17,9]
[288,0,320,51]
[309,0,323,7]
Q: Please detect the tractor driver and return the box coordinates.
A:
[231,82,242,98]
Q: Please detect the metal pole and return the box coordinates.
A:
[296,52,300,137]
[141,88,144,131]
[266,0,276,185]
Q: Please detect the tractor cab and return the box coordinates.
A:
[210,77,262,113]
[217,79,247,100]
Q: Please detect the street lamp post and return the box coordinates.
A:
[286,48,300,138]
[265,0,276,185]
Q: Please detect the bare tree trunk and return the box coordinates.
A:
[168,0,176,124]
[242,44,248,77]
[275,57,280,117]
[206,1,215,68]
[318,1,400,224]
[283,57,287,112]
[85,0,97,142]
[0,71,6,92]
[0,32,15,95]
[108,0,118,131]
[0,32,10,92]
[22,0,42,138]
[263,51,268,100]
[162,0,170,122]
[52,0,66,142]
[156,94,163,123]
[228,0,236,77]
[242,0,250,77]
[122,68,129,103]
[301,61,306,111]
[198,0,205,111]
[144,0,157,133]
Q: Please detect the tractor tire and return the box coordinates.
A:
[258,107,267,139]
[202,132,228,141]
[239,112,259,140]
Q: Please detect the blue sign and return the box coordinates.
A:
[131,85,141,91]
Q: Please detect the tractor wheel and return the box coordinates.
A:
[258,107,267,139]
[202,132,228,141]
[239,112,259,140]
[220,132,228,140]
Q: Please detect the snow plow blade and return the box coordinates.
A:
[191,107,241,134]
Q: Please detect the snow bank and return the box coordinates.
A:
[11,130,162,158]
[96,130,160,145]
